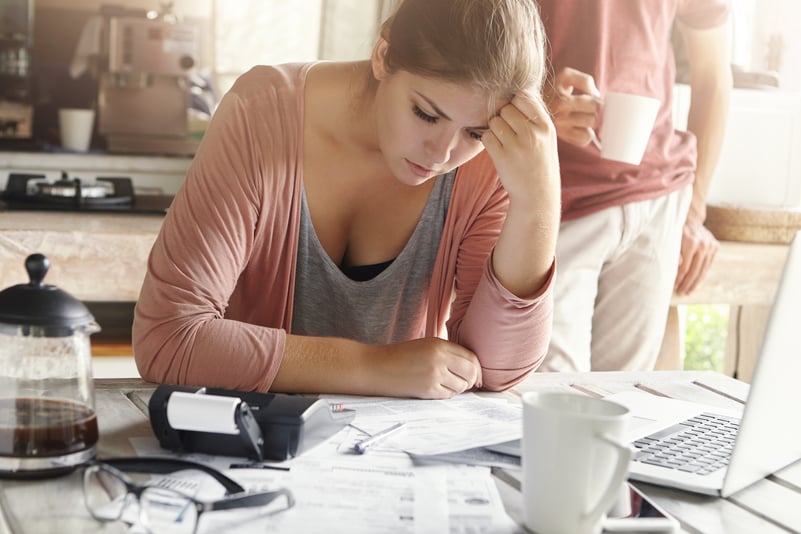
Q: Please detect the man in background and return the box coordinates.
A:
[537,0,733,372]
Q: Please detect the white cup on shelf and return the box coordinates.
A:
[58,108,95,152]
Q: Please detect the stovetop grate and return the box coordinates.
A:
[1,173,171,214]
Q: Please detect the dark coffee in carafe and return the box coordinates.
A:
[0,398,98,457]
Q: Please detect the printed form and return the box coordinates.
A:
[325,392,522,456]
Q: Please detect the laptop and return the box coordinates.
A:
[491,230,801,497]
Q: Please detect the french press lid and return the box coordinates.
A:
[0,253,95,331]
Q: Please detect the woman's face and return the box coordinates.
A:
[372,66,506,187]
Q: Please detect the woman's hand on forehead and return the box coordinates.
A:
[480,90,559,203]
[478,90,560,299]
[510,91,547,124]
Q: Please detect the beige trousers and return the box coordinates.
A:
[541,185,693,372]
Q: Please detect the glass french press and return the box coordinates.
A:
[0,253,100,477]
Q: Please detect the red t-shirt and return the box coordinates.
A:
[537,0,730,220]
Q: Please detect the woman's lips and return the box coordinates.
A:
[406,159,435,178]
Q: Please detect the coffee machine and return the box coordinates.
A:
[0,0,34,145]
[96,5,200,155]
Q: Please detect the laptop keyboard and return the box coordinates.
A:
[632,412,740,476]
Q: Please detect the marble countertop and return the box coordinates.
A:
[0,211,163,302]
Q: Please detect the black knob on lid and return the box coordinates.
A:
[26,253,49,287]
[0,253,96,331]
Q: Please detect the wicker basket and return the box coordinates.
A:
[705,203,801,244]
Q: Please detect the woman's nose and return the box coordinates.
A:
[424,130,458,165]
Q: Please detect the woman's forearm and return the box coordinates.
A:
[491,196,559,298]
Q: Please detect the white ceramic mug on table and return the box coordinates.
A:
[522,391,632,534]
[589,92,660,165]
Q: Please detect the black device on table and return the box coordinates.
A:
[148,385,355,462]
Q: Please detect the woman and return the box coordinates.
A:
[133,0,560,399]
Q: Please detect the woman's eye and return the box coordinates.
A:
[469,131,483,141]
[413,105,438,124]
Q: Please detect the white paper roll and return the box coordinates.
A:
[166,392,241,435]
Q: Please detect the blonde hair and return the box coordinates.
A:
[379,0,546,101]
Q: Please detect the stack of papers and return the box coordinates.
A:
[129,393,524,533]
[326,393,523,456]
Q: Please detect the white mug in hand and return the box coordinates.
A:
[589,92,660,165]
[522,392,632,534]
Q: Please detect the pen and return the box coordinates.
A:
[229,463,291,471]
[353,422,406,454]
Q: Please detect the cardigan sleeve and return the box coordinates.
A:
[458,259,555,390]
[133,69,299,391]
[444,154,555,391]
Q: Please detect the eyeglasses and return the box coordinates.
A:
[82,457,294,534]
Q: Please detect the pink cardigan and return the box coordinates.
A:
[133,63,554,392]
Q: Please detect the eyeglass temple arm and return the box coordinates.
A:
[209,488,295,512]
[98,457,245,494]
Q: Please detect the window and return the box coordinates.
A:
[210,0,395,95]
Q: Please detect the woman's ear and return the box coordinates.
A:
[371,37,390,81]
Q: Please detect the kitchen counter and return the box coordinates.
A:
[0,208,791,384]
[0,210,789,305]
[0,211,162,301]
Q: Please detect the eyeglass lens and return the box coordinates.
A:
[85,465,199,534]
[84,462,295,533]
[140,486,199,534]
[83,466,130,521]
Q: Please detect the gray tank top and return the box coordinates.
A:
[291,171,455,344]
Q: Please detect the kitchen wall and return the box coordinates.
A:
[674,1,801,209]
[750,0,801,90]
[36,0,209,16]
[33,0,212,70]
[203,0,391,95]
[25,0,801,158]
[33,0,800,94]
[734,0,801,90]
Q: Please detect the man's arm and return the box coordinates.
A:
[674,19,733,295]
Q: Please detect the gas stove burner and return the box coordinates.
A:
[2,173,135,210]
[36,179,115,199]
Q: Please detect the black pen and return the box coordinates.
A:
[353,422,406,454]
[229,463,291,471]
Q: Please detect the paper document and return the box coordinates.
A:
[324,393,522,456]
[411,445,522,470]
[206,460,517,534]
[119,456,515,533]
